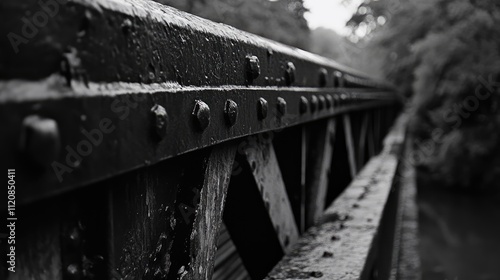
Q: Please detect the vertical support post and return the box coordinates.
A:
[224,135,299,279]
[358,112,369,167]
[343,114,357,179]
[305,119,336,228]
[300,126,307,233]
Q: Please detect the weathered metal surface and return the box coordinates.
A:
[343,114,358,179]
[224,150,285,279]
[106,151,194,280]
[0,0,399,206]
[1,83,395,205]
[0,0,390,88]
[105,143,235,280]
[305,119,336,228]
[239,135,299,251]
[358,113,369,167]
[186,144,236,280]
[265,114,407,280]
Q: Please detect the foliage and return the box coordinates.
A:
[348,0,500,190]
[153,0,310,49]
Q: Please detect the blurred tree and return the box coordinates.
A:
[154,0,310,49]
[347,0,500,190]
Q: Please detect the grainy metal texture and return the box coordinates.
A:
[0,0,390,88]
[305,119,336,228]
[0,0,398,205]
[185,144,236,280]
[265,115,407,280]
[2,84,394,205]
[240,136,300,252]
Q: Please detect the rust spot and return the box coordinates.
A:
[322,251,334,258]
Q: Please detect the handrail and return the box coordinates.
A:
[0,0,399,205]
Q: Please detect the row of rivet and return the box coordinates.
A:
[20,93,357,166]
[245,54,345,88]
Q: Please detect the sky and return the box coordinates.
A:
[303,0,364,35]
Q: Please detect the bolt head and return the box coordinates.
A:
[151,104,168,139]
[277,97,287,116]
[318,68,328,87]
[68,227,81,247]
[299,96,309,114]
[284,62,296,86]
[310,95,318,113]
[333,71,344,87]
[257,97,268,120]
[20,115,60,167]
[325,95,333,109]
[245,55,260,82]
[318,95,326,110]
[66,264,81,278]
[192,100,210,131]
[333,95,340,106]
[224,99,238,126]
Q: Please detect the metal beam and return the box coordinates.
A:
[3,86,395,205]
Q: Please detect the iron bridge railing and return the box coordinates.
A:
[0,0,403,279]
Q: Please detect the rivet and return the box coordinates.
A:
[340,93,347,106]
[277,97,287,116]
[245,55,260,82]
[20,115,60,166]
[284,62,296,86]
[319,68,327,87]
[151,104,168,139]
[333,95,340,106]
[68,227,81,247]
[326,95,333,109]
[318,95,326,110]
[121,18,133,35]
[192,100,210,131]
[66,264,81,278]
[224,99,238,126]
[333,71,344,87]
[310,95,318,113]
[257,97,268,120]
[299,96,308,114]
